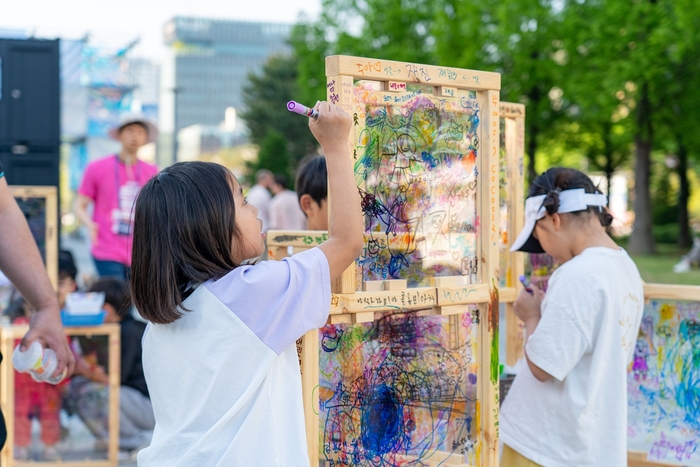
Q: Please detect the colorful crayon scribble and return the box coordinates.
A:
[628,300,700,465]
[352,85,480,288]
[319,311,480,466]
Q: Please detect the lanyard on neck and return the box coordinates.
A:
[114,154,142,190]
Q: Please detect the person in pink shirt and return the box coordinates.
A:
[76,115,159,279]
[268,174,307,231]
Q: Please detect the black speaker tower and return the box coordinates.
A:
[0,38,60,187]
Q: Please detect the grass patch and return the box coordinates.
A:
[628,243,700,285]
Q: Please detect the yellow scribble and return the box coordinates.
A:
[660,303,676,323]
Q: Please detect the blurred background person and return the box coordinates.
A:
[246,169,273,232]
[75,115,159,280]
[269,173,307,230]
[295,155,328,231]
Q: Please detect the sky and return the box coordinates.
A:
[0,0,322,61]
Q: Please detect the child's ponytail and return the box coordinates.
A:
[541,188,561,216]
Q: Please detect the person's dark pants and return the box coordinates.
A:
[93,259,130,281]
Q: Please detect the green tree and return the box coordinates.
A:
[490,0,568,185]
[560,0,687,254]
[436,0,569,184]
[559,4,635,200]
[246,130,292,181]
[295,0,568,186]
[289,18,331,106]
[241,54,318,179]
[655,0,700,248]
[289,0,700,254]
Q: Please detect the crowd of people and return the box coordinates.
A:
[6,110,330,463]
[4,102,644,467]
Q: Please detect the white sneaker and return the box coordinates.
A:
[14,446,30,460]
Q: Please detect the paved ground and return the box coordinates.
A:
[20,414,138,466]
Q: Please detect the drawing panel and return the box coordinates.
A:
[351,84,480,289]
[627,299,700,466]
[15,197,48,263]
[319,309,481,466]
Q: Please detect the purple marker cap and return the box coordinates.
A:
[287,100,318,119]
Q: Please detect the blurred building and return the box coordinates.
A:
[62,39,161,190]
[59,38,160,232]
[159,17,291,166]
[127,57,161,123]
[61,39,160,163]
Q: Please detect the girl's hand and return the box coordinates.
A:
[308,102,352,151]
[514,286,545,323]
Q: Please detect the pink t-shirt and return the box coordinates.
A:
[78,155,158,265]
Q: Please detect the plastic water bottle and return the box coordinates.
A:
[11,341,65,384]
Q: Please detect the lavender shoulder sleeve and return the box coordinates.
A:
[205,248,331,354]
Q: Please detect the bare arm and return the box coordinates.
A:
[0,178,75,377]
[310,102,364,280]
[75,194,97,242]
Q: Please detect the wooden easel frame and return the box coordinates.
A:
[9,186,59,291]
[497,104,526,367]
[0,324,121,467]
[272,55,501,467]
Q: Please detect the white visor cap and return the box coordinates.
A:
[510,188,608,253]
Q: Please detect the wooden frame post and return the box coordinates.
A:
[476,89,500,467]
[1,324,121,467]
[497,104,527,367]
[326,74,356,295]
[325,55,500,467]
[9,186,59,290]
[271,55,501,467]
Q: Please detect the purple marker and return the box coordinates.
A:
[287,100,319,119]
[519,275,534,295]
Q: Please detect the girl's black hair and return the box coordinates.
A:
[130,162,241,324]
[295,155,327,207]
[530,167,613,228]
[89,278,132,318]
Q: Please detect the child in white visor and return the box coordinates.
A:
[500,167,644,467]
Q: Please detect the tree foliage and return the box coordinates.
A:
[240,54,318,181]
[246,130,292,182]
[248,0,700,251]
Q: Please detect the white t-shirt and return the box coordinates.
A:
[246,184,272,231]
[138,248,331,466]
[269,190,307,231]
[500,247,644,467]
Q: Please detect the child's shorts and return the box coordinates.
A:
[501,445,543,467]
